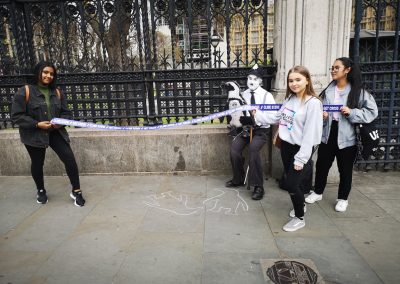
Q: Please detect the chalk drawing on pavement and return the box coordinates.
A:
[143,188,249,216]
[143,191,203,216]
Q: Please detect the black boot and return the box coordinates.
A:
[252,186,264,200]
[225,179,244,188]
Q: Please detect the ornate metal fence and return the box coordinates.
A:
[1,0,398,169]
[352,0,399,170]
[0,0,275,127]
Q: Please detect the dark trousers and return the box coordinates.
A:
[230,128,268,187]
[25,130,80,191]
[280,140,313,218]
[314,120,357,200]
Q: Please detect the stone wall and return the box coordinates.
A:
[0,126,273,177]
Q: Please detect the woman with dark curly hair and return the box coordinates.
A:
[11,61,85,207]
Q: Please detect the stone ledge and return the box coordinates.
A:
[0,126,271,176]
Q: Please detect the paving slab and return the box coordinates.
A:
[0,250,51,284]
[333,216,400,284]
[306,184,390,219]
[373,199,400,221]
[204,206,277,254]
[202,253,280,284]
[116,232,203,284]
[140,201,205,233]
[0,176,41,236]
[0,172,399,284]
[275,237,383,284]
[261,181,343,237]
[353,172,400,200]
[32,222,133,284]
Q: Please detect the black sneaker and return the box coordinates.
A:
[36,189,48,204]
[70,190,85,207]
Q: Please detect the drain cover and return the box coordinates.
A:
[260,259,324,284]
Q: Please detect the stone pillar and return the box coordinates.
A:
[270,0,352,181]
[273,0,352,96]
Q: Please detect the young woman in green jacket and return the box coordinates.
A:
[11,61,85,207]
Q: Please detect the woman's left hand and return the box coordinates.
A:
[294,164,303,171]
[340,106,351,117]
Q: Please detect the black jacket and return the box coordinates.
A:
[11,84,72,148]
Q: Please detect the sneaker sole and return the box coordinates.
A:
[69,193,84,207]
[283,222,305,232]
[335,207,347,212]
[36,199,48,204]
[305,196,322,204]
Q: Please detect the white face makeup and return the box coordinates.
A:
[247,74,262,91]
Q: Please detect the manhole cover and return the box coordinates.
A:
[260,259,324,284]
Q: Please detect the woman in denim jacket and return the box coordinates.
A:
[11,61,85,207]
[305,57,378,212]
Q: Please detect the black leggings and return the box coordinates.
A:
[280,140,313,218]
[25,130,80,191]
[314,120,357,200]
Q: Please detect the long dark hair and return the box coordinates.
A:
[31,61,57,89]
[336,57,363,108]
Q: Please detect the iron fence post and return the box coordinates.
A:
[353,0,362,64]
[141,0,158,125]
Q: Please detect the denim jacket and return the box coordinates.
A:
[11,85,72,148]
[321,83,378,149]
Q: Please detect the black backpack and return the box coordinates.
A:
[355,90,379,160]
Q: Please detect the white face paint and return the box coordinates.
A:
[247,75,262,91]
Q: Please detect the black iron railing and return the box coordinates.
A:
[352,0,399,170]
[0,0,275,128]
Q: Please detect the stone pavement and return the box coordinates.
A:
[0,171,399,284]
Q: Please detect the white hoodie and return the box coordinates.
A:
[262,95,323,166]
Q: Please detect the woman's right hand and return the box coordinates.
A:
[323,111,328,120]
[37,121,52,130]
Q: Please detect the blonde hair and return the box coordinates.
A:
[285,66,319,101]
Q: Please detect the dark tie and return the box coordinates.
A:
[250,91,255,105]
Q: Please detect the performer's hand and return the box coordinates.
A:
[37,121,52,130]
[323,111,328,120]
[294,164,303,171]
[239,116,253,125]
[51,123,62,129]
[340,106,351,117]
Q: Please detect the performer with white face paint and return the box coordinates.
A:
[225,64,276,200]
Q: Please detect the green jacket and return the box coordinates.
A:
[11,84,72,148]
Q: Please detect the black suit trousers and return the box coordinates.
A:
[230,128,268,187]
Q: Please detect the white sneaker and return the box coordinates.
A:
[289,205,307,218]
[335,199,348,212]
[283,217,305,232]
[305,192,322,204]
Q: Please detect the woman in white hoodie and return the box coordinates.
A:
[255,66,323,231]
